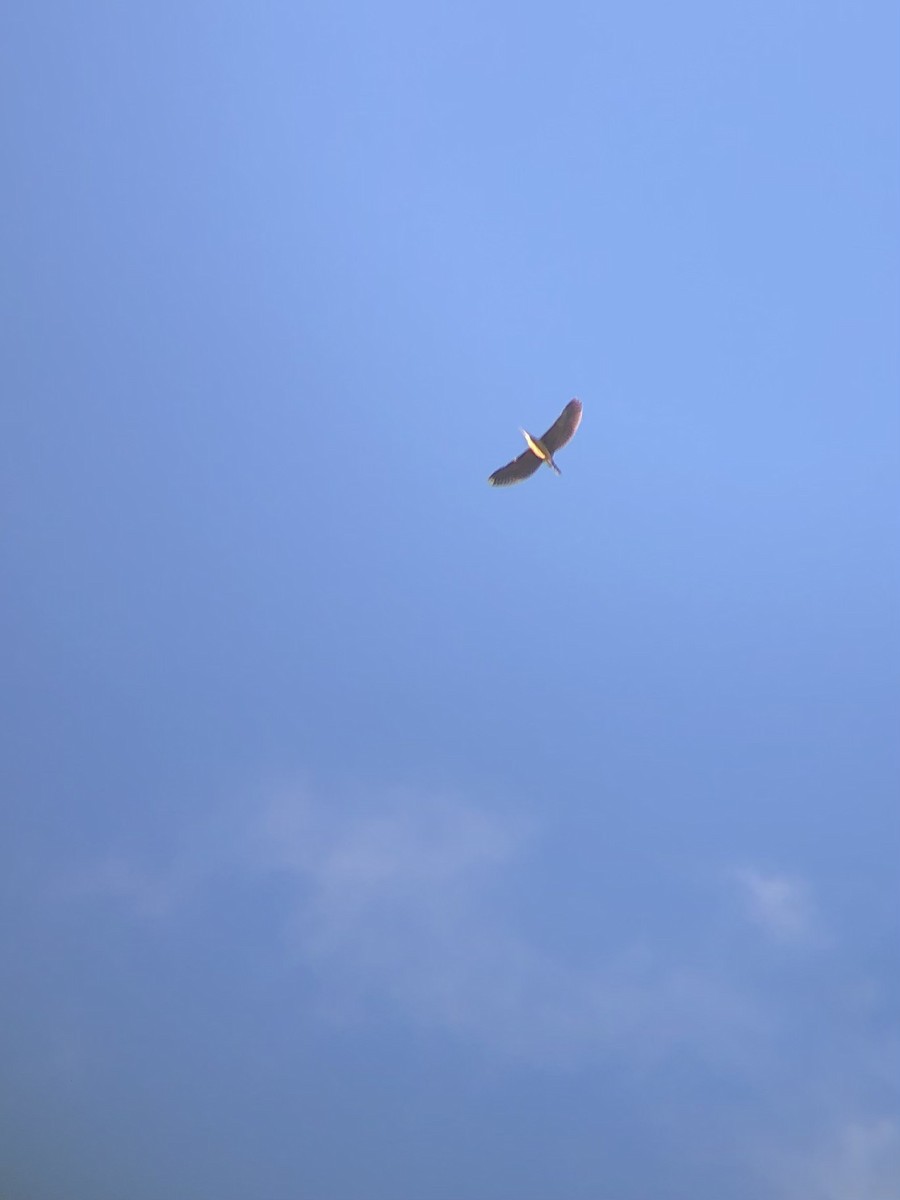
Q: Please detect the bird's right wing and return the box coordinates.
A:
[488,449,542,486]
[540,398,583,455]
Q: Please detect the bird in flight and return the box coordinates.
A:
[488,398,583,486]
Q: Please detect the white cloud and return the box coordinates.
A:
[74,786,764,1068]
[243,790,769,1066]
[734,867,816,943]
[53,786,900,1188]
[773,1116,900,1200]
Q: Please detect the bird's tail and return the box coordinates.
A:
[548,458,561,475]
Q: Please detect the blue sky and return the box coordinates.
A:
[2,2,898,1197]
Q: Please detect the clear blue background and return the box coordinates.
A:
[2,2,898,1197]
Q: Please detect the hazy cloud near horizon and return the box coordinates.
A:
[67,785,898,1137]
[36,779,894,1197]
[73,786,769,1064]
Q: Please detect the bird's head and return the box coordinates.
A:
[520,428,542,456]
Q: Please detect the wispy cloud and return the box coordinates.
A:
[246,790,764,1067]
[73,786,763,1068]
[771,1115,900,1200]
[37,780,900,1200]
[68,780,899,1169]
[60,783,900,1188]
[734,867,816,943]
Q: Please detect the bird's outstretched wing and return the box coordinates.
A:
[488,449,542,487]
[540,398,583,455]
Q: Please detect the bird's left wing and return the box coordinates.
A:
[488,449,542,486]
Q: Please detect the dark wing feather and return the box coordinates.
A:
[488,449,542,486]
[540,398,583,455]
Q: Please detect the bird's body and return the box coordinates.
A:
[488,398,582,486]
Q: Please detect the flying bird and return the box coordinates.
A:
[488,398,583,486]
